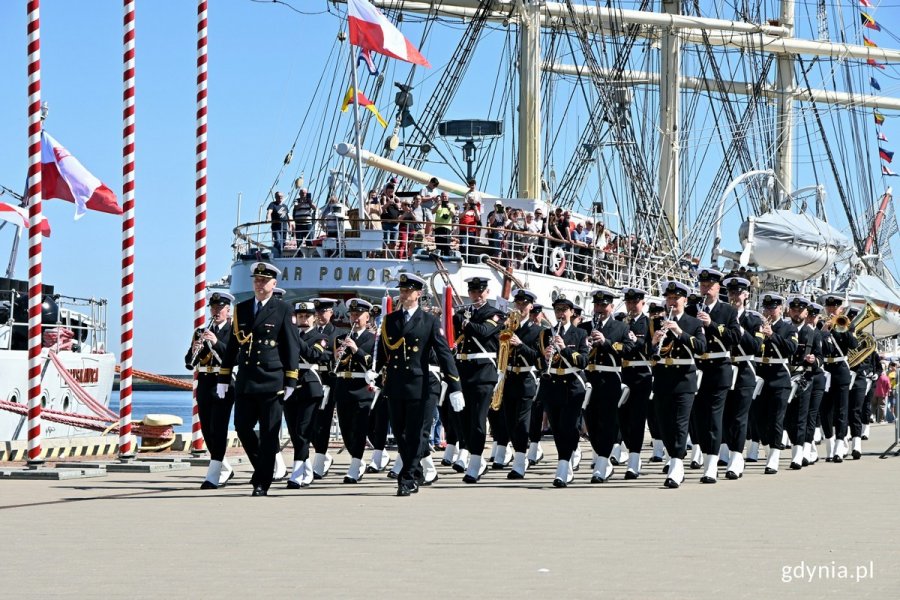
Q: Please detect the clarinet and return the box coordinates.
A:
[543,321,564,379]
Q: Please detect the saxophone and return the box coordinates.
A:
[490,308,523,410]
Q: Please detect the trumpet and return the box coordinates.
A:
[189,322,220,368]
[651,307,676,361]
[542,321,564,379]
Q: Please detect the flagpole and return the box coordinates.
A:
[348,44,367,228]
[25,0,44,466]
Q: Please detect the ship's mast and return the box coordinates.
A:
[658,0,681,237]
[517,0,542,201]
[774,0,795,201]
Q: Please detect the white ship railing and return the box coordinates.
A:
[0,289,108,353]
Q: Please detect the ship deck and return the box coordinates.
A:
[1,424,898,598]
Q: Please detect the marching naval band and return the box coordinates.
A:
[196,261,880,496]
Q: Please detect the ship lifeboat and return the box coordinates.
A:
[738,210,851,280]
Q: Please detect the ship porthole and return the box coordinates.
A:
[551,290,559,301]
[41,394,48,409]
[8,392,18,404]
[62,395,70,411]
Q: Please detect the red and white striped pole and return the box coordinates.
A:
[191,0,209,454]
[118,0,136,458]
[25,0,44,466]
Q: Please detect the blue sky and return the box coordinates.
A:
[1,0,900,373]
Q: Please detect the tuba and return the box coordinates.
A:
[847,303,882,368]
[491,309,522,410]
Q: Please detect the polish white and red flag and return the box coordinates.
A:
[347,0,430,67]
[0,201,51,237]
[42,132,122,220]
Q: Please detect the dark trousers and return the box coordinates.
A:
[584,373,620,458]
[336,398,372,459]
[234,392,284,491]
[849,375,870,438]
[654,388,695,460]
[540,378,584,460]
[863,385,874,426]
[196,376,234,461]
[312,394,337,454]
[434,227,452,256]
[821,381,850,439]
[438,401,459,446]
[747,392,761,442]
[368,394,390,450]
[283,393,320,463]
[528,394,545,443]
[459,382,494,455]
[295,221,313,245]
[488,405,509,447]
[690,376,730,454]
[755,383,790,448]
[387,394,427,487]
[722,383,755,452]
[503,383,536,453]
[272,224,287,258]
[804,375,827,445]
[646,391,663,441]
[784,380,812,446]
[620,374,652,453]
[418,376,441,460]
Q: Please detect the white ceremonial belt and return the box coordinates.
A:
[586,364,621,373]
[548,367,580,376]
[653,358,695,366]
[336,371,367,379]
[196,366,221,374]
[754,357,789,365]
[507,366,536,374]
[824,356,848,364]
[457,352,497,360]
[731,355,755,363]
[428,365,442,374]
[298,364,327,371]
[622,360,652,368]
[698,351,731,360]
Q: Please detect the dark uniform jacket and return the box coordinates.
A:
[377,308,461,400]
[537,323,590,396]
[295,327,331,398]
[218,297,299,395]
[649,312,707,394]
[731,309,763,389]
[453,303,506,384]
[792,323,824,378]
[821,325,858,386]
[580,315,633,379]
[687,301,741,387]
[333,328,376,402]
[502,320,543,399]
[620,314,652,384]
[755,318,799,389]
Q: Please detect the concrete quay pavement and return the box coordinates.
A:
[1,423,898,599]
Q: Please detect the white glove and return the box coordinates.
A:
[448,391,465,412]
[216,383,228,399]
[364,370,378,387]
[283,386,295,401]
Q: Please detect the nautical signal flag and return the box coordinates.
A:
[883,165,899,177]
[341,87,388,128]
[861,13,881,31]
[868,59,886,70]
[859,0,873,6]
[871,77,881,91]
[875,111,886,125]
[41,132,121,219]
[0,201,51,237]
[863,37,877,48]
[357,48,379,76]
[880,148,894,163]
[879,132,889,142]
[347,0,430,67]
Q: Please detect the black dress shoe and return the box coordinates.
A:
[724,470,741,480]
[717,459,728,467]
[440,459,453,467]
[649,456,663,463]
[862,434,869,441]
[552,477,567,488]
[745,457,758,463]
[833,454,843,463]
[343,476,359,484]
[789,462,802,470]
[491,462,506,470]
[200,480,218,490]
[852,450,861,460]
[664,478,680,489]
[507,470,524,480]
[251,486,268,496]
[662,464,670,474]
[609,457,620,467]
[285,480,301,490]
[690,460,701,470]
[462,474,480,484]
[313,472,323,480]
[802,458,810,467]
[366,464,379,474]
[396,485,411,497]
[420,474,438,486]
[409,481,420,494]
[764,467,778,474]
[387,470,399,479]
[700,476,717,484]
[451,463,466,473]
[590,475,607,484]
[624,471,638,480]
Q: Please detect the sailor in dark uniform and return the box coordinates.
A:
[752,293,798,474]
[273,287,286,300]
[452,276,506,482]
[685,268,741,483]
[186,291,236,489]
[284,301,330,488]
[333,299,378,483]
[581,287,633,482]
[846,306,875,461]
[310,297,339,478]
[720,277,762,480]
[500,289,542,479]
[618,287,653,478]
[802,302,827,465]
[376,273,462,496]
[526,303,549,465]
[650,280,706,488]
[783,296,822,469]
[818,293,858,462]
[645,302,668,463]
[538,295,590,487]
[216,262,299,496]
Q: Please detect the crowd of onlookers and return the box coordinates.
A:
[264,177,654,282]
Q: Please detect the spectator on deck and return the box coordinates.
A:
[486,201,507,259]
[419,177,440,235]
[458,199,481,262]
[381,184,402,255]
[292,189,316,246]
[433,192,456,256]
[266,191,292,258]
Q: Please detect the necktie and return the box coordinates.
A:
[255,300,262,315]
[212,324,219,334]
[403,310,410,323]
